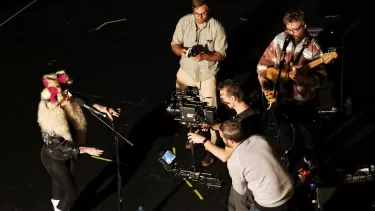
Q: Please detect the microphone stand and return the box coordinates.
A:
[272,43,289,106]
[88,110,134,211]
[270,36,290,159]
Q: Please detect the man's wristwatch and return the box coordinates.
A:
[202,139,209,144]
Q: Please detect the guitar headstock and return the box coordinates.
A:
[322,51,338,64]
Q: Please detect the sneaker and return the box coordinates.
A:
[51,199,61,211]
[202,151,214,167]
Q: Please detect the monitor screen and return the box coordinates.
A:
[161,150,176,165]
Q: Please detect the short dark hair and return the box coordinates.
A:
[219,120,244,143]
[192,0,210,9]
[217,79,244,102]
[283,10,306,25]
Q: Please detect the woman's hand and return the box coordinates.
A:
[79,147,103,156]
[92,104,121,120]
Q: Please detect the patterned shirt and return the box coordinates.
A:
[257,31,327,102]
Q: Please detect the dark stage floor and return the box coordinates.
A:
[1,0,375,211]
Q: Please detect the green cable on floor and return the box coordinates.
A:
[172,145,203,200]
[89,18,127,31]
[183,178,204,200]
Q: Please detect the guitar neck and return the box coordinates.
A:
[280,52,337,80]
[304,57,324,69]
[288,57,324,79]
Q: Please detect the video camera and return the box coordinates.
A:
[186,45,200,58]
[158,149,223,190]
[166,86,216,129]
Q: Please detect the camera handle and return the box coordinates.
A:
[189,126,197,172]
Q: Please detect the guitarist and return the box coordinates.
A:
[256,10,327,172]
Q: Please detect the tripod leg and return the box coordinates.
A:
[191,142,196,172]
[189,127,197,172]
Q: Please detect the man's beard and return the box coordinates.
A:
[293,32,306,44]
[294,37,303,44]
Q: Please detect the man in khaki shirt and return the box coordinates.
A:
[171,0,228,167]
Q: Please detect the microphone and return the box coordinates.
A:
[74,97,107,118]
[282,34,293,52]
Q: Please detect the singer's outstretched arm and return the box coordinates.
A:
[92,103,121,120]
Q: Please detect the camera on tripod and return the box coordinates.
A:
[166,86,216,129]
[186,45,200,58]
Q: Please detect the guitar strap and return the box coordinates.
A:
[277,34,313,105]
[293,34,312,65]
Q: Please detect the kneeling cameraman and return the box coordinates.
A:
[189,120,294,211]
[189,79,262,211]
[203,79,261,160]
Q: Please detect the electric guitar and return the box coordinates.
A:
[263,51,338,108]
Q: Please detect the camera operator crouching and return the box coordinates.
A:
[190,120,294,211]
[188,79,263,211]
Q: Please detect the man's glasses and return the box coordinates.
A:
[285,24,303,33]
[194,11,208,17]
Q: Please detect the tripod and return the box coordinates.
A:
[88,110,134,211]
[186,123,209,172]
[188,125,198,172]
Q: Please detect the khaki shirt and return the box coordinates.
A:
[171,14,228,82]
